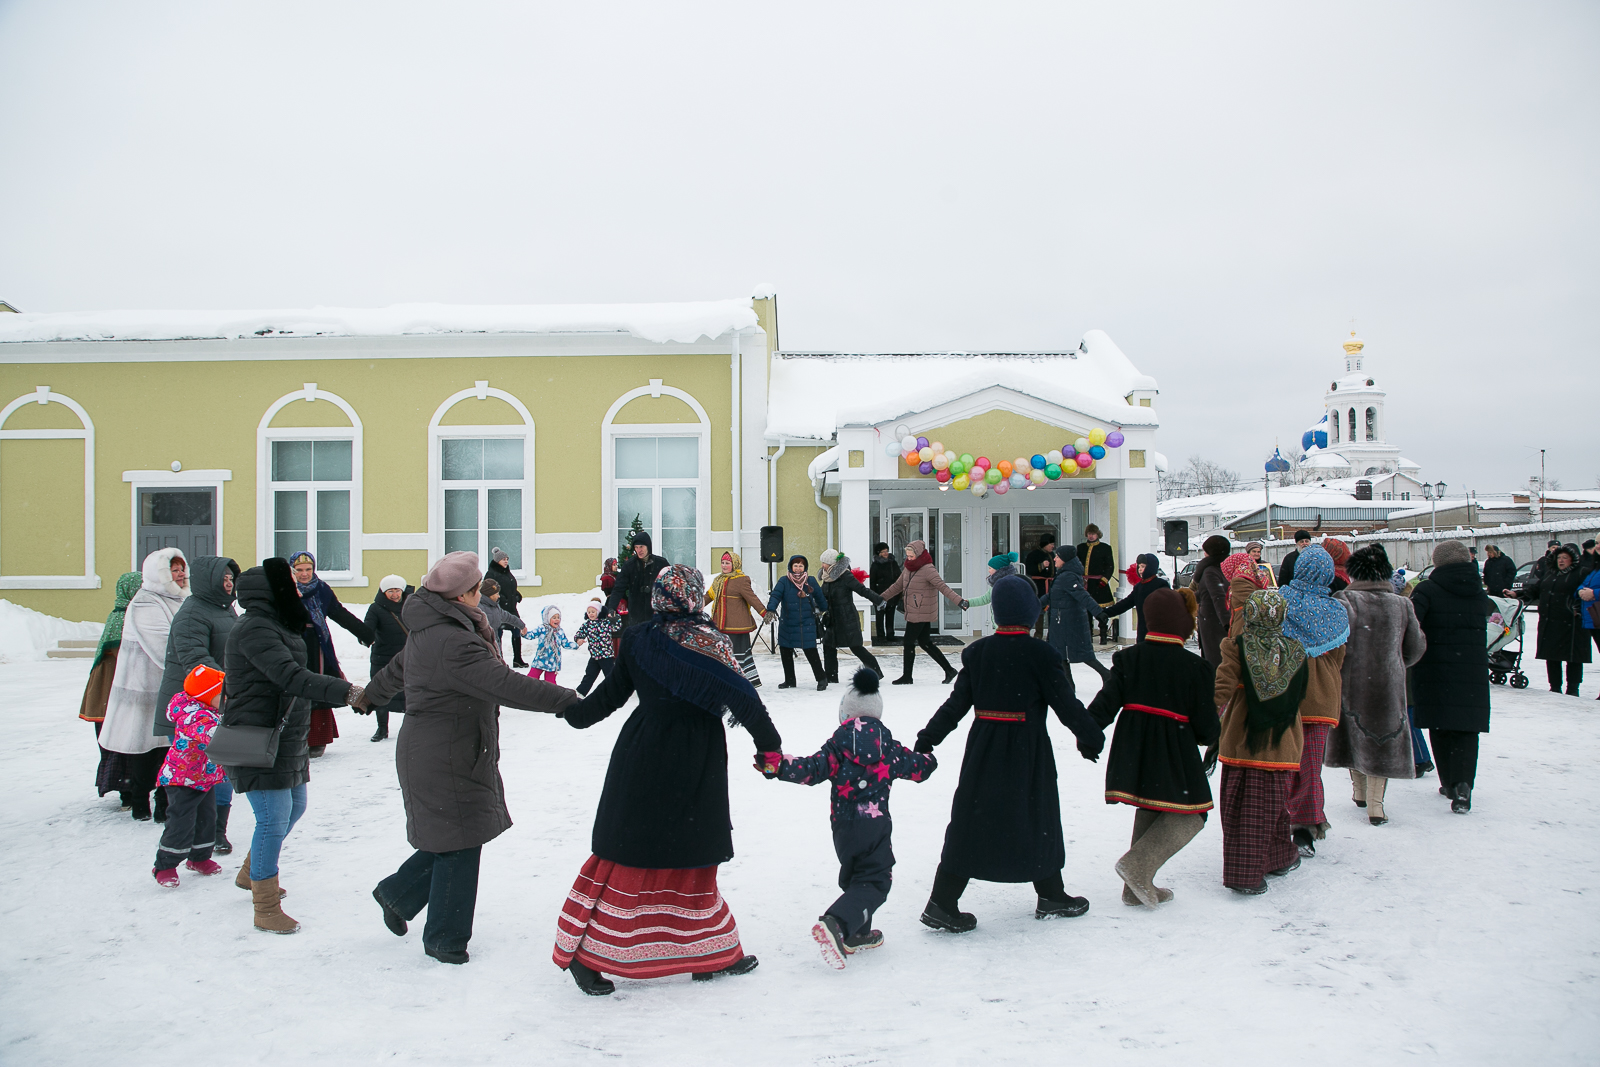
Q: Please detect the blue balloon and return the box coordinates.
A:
[1030,454,1046,469]
[1089,445,1106,460]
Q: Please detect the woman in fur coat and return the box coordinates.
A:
[1326,545,1427,825]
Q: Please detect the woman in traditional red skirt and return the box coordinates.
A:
[290,551,375,757]
[554,564,781,996]
[1214,588,1310,894]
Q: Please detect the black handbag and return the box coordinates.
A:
[206,696,287,769]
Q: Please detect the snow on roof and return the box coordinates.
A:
[765,329,1159,440]
[1157,484,1402,521]
[1300,449,1352,469]
[0,300,759,347]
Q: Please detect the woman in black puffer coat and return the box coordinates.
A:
[1530,545,1591,696]
[1191,536,1232,666]
[364,576,413,741]
[222,558,362,933]
[1410,541,1497,814]
[818,551,884,682]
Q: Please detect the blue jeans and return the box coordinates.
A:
[246,785,308,880]
[214,778,233,807]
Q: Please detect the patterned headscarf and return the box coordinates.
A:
[290,551,329,639]
[1322,538,1351,585]
[633,564,765,731]
[91,572,143,671]
[708,551,744,603]
[1279,545,1351,657]
[1238,589,1310,753]
[1221,551,1266,613]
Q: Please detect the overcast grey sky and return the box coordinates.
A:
[2,1,1594,493]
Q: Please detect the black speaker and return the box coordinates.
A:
[759,526,784,563]
[1163,520,1190,556]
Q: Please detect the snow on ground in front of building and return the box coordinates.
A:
[0,599,102,663]
[3,618,1596,1065]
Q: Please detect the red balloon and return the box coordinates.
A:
[935,468,951,483]
[974,456,990,469]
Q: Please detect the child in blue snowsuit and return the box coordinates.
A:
[763,668,937,968]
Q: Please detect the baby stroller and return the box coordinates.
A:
[1487,595,1530,689]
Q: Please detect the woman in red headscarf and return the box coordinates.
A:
[1222,552,1269,639]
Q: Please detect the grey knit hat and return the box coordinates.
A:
[423,550,484,599]
[838,668,884,723]
[1432,540,1472,567]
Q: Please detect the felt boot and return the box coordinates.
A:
[1122,884,1174,906]
[1366,776,1389,825]
[251,876,299,934]
[1349,769,1368,808]
[1114,812,1203,908]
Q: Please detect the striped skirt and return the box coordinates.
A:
[728,632,762,688]
[1219,764,1298,889]
[553,856,745,979]
[1286,722,1330,828]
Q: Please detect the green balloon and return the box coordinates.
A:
[1045,463,1062,480]
[950,460,965,477]
[986,468,1002,484]
[960,453,974,468]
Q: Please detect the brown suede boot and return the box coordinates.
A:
[252,875,300,934]
[1366,776,1389,826]
[236,855,285,897]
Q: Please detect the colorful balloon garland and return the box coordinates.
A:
[891,424,1127,493]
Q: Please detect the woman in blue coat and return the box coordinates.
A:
[1041,549,1110,682]
[765,555,828,691]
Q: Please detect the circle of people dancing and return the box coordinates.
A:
[77,529,1514,992]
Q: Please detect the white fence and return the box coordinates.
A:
[1256,518,1600,572]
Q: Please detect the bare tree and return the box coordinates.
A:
[1159,454,1245,500]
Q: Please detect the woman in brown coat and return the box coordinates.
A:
[363,551,579,965]
[1222,552,1267,638]
[706,550,767,687]
[1215,588,1307,894]
[879,539,968,685]
[1327,545,1426,826]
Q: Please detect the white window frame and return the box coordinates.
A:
[0,386,100,589]
[257,384,365,586]
[428,382,537,584]
[601,381,711,576]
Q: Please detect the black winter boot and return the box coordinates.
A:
[692,955,759,981]
[152,789,168,824]
[1451,783,1472,814]
[568,959,615,995]
[1035,894,1090,919]
[1293,828,1316,857]
[920,899,977,932]
[214,805,233,855]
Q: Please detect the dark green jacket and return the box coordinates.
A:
[154,556,240,738]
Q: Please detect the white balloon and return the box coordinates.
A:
[901,435,917,452]
[971,481,988,497]
[1046,450,1064,466]
[1010,472,1027,488]
[885,440,902,456]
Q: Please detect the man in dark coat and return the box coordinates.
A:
[486,548,526,667]
[1024,533,1057,638]
[913,576,1104,932]
[1529,545,1591,695]
[1481,544,1516,598]
[1078,524,1117,643]
[1278,530,1313,587]
[869,542,902,641]
[221,558,360,933]
[1411,540,1497,813]
[1192,535,1231,666]
[618,531,669,629]
[363,551,578,965]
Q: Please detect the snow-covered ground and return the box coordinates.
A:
[3,606,1597,1065]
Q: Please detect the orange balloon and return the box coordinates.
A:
[998,460,1013,477]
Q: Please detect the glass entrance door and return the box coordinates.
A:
[887,508,925,634]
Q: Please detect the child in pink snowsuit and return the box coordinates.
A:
[153,665,229,887]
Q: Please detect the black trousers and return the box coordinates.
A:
[1429,730,1480,789]
[900,622,954,680]
[929,862,1071,912]
[1546,659,1584,694]
[375,845,483,953]
[780,645,826,686]
[826,819,895,938]
[154,785,216,870]
[576,657,614,696]
[823,633,882,681]
[875,597,902,640]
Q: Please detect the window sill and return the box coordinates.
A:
[0,575,103,590]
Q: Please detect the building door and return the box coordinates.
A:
[886,508,925,634]
[136,488,216,569]
[886,506,965,634]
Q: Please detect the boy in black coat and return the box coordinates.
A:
[618,531,669,629]
[765,669,936,969]
[869,543,902,641]
[1086,589,1219,907]
[913,576,1104,932]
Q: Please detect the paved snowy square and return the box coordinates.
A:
[3,598,1596,1065]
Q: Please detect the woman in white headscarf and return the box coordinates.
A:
[98,548,190,821]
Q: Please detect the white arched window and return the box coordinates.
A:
[602,380,711,574]
[257,384,363,583]
[1330,409,1340,443]
[429,382,535,579]
[0,386,98,589]
[1347,408,1356,441]
[1365,406,1377,441]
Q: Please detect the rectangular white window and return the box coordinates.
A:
[441,438,524,568]
[614,436,698,564]
[270,440,353,572]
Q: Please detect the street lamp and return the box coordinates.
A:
[1423,479,1448,540]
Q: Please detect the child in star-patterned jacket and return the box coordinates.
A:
[152,665,230,887]
[762,668,937,969]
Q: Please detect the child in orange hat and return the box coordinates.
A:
[153,665,229,887]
